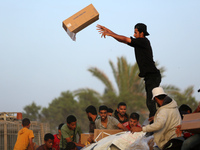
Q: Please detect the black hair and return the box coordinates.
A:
[44,133,54,141]
[118,102,126,108]
[85,105,97,115]
[179,104,192,113]
[155,94,166,100]
[99,105,108,112]
[130,112,140,121]
[179,104,192,119]
[107,108,113,113]
[22,118,30,127]
[134,23,149,36]
[65,142,76,150]
[58,123,64,130]
[66,115,77,124]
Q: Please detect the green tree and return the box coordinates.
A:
[41,91,80,133]
[164,85,198,111]
[22,102,41,121]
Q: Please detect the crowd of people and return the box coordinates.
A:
[13,86,200,150]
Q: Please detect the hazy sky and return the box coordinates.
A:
[1,0,200,112]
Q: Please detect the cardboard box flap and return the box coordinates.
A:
[94,129,123,142]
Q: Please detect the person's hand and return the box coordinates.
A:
[96,24,113,38]
[176,125,182,137]
[130,126,142,133]
[148,116,154,122]
[87,137,93,143]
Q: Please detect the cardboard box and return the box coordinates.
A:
[94,129,123,142]
[63,4,99,41]
[81,133,94,145]
[181,113,200,133]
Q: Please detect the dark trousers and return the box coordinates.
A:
[144,73,161,117]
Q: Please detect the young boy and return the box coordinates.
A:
[52,123,64,150]
[59,115,84,150]
[126,112,141,130]
[36,133,54,150]
[97,24,161,118]
[14,118,34,150]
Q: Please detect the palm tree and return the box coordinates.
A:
[88,57,148,113]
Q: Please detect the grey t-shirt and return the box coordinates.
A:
[95,116,120,129]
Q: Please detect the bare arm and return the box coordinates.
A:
[29,138,34,150]
[97,24,131,44]
[130,126,142,133]
[117,123,129,131]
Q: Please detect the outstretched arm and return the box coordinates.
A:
[96,24,131,44]
[117,123,129,131]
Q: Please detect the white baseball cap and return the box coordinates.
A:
[152,87,166,100]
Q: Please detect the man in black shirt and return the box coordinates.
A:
[97,23,161,118]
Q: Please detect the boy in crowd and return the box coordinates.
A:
[114,102,129,126]
[52,123,64,150]
[107,108,113,116]
[14,118,34,150]
[95,105,128,131]
[176,102,200,150]
[97,24,161,118]
[126,112,141,131]
[36,133,54,150]
[59,115,84,150]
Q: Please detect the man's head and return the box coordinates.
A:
[65,142,77,150]
[66,115,77,130]
[117,102,127,117]
[134,23,149,38]
[85,105,97,121]
[99,105,108,121]
[107,108,113,116]
[179,104,192,114]
[152,87,167,107]
[44,133,54,149]
[179,104,192,119]
[129,112,140,128]
[22,118,31,128]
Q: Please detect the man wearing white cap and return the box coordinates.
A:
[131,87,181,150]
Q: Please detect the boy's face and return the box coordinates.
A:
[45,139,53,149]
[67,122,77,130]
[99,110,107,121]
[117,105,126,116]
[134,28,144,38]
[129,118,139,128]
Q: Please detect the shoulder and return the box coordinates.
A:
[36,144,45,150]
[109,116,119,122]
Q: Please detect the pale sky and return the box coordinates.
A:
[0,0,200,112]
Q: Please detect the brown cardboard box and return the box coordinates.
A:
[94,129,123,142]
[81,133,94,145]
[63,4,99,40]
[181,113,200,133]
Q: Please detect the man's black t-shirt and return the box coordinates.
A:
[127,37,160,77]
